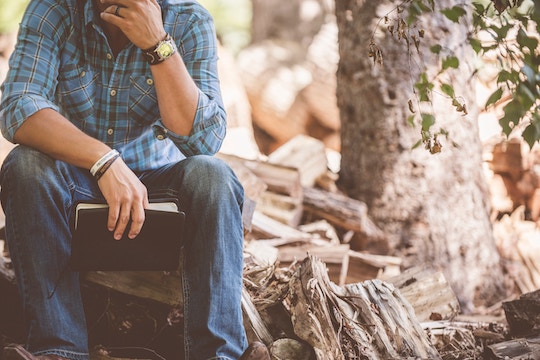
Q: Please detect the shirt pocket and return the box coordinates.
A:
[129,75,159,125]
[57,66,97,125]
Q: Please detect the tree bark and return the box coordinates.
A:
[334,0,508,311]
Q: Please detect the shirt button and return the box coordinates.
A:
[110,89,117,96]
[107,128,114,135]
[80,71,86,77]
[107,53,113,60]
[146,78,154,85]
[156,134,165,140]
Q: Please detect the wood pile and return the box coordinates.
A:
[3,132,540,358]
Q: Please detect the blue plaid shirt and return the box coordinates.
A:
[0,0,226,172]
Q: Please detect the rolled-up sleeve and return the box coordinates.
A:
[158,6,227,157]
[0,0,65,143]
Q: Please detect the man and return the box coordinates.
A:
[0,0,270,358]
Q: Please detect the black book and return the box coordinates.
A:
[70,200,185,271]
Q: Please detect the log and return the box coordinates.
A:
[250,211,313,242]
[236,40,312,148]
[267,134,328,188]
[242,286,274,346]
[218,153,304,227]
[386,266,460,322]
[285,256,345,359]
[217,153,302,198]
[487,335,540,359]
[345,250,402,284]
[303,19,340,134]
[257,191,303,228]
[423,320,503,359]
[277,243,350,286]
[489,139,524,182]
[286,255,441,359]
[302,187,385,240]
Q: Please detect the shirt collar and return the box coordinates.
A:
[83,0,97,28]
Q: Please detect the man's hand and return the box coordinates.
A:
[97,158,149,240]
[99,0,166,49]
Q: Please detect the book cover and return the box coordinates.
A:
[70,200,185,271]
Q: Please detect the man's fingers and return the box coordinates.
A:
[128,205,145,239]
[112,204,131,240]
[107,205,120,232]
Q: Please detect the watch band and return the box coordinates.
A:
[142,33,177,65]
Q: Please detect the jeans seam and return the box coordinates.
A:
[182,250,191,360]
[34,349,88,360]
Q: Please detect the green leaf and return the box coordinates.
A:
[517,28,539,52]
[522,122,540,149]
[440,83,455,98]
[500,100,525,134]
[442,56,460,70]
[497,70,519,84]
[421,113,435,131]
[430,44,442,54]
[517,83,537,109]
[472,3,485,16]
[485,88,503,109]
[468,37,483,54]
[412,139,423,149]
[491,24,511,40]
[407,115,416,127]
[441,6,467,23]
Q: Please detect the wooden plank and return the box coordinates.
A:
[487,335,540,359]
[83,270,182,306]
[277,243,350,286]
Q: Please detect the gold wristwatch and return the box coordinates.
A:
[142,33,177,65]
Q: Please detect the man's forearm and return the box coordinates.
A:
[149,52,199,136]
[13,108,112,169]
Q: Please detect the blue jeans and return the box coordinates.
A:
[0,145,247,360]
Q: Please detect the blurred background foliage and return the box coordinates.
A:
[198,0,252,54]
[0,0,28,33]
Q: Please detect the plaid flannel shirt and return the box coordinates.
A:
[0,0,226,172]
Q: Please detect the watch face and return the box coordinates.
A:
[157,42,174,58]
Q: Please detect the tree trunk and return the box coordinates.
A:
[334,0,507,311]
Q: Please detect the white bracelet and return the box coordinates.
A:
[90,149,120,177]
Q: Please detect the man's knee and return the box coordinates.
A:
[1,146,58,190]
[181,155,244,200]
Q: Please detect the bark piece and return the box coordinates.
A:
[502,289,540,337]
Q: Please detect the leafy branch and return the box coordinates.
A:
[369,0,540,152]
